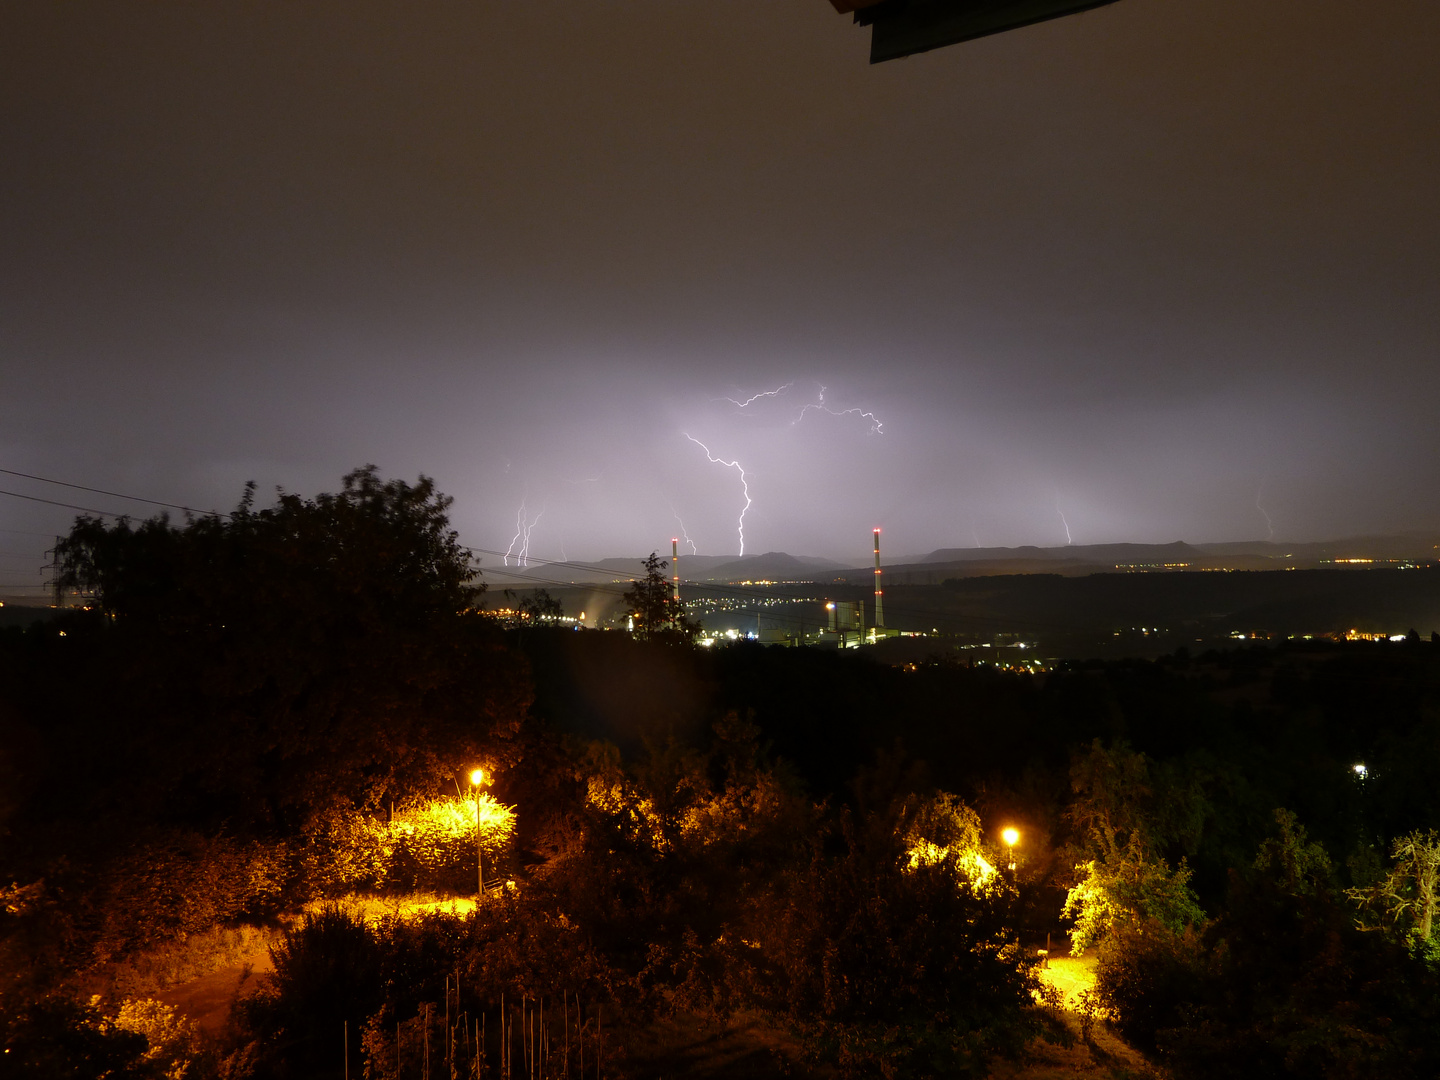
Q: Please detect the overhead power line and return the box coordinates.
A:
[0,487,130,518]
[0,467,230,518]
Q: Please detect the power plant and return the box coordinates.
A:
[825,599,865,647]
[646,526,905,648]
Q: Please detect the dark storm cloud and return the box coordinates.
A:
[2,0,1438,595]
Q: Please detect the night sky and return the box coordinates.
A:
[3,1,1438,599]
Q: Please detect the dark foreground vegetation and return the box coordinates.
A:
[4,469,1440,1078]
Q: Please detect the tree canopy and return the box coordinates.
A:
[623,552,699,643]
[25,467,529,840]
[55,465,483,631]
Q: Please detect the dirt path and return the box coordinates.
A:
[153,945,273,1034]
[996,955,1159,1079]
[1038,954,1098,1009]
[992,1012,1157,1080]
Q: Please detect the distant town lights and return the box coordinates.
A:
[1353,764,1368,779]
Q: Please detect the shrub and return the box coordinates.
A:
[111,998,201,1080]
[238,906,385,1079]
[760,816,1041,1079]
[293,798,517,898]
[1097,813,1440,1079]
[0,991,159,1079]
[1092,919,1204,1052]
[1155,870,1440,1079]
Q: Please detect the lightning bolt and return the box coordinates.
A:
[1055,495,1074,546]
[670,505,699,554]
[1255,482,1276,540]
[684,433,752,556]
[520,507,543,565]
[504,501,526,566]
[505,501,545,567]
[794,384,884,434]
[723,383,794,409]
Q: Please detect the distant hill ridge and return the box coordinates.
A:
[489,550,846,586]
[915,540,1204,565]
[852,535,1440,581]
[479,535,1439,588]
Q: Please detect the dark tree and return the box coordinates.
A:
[55,465,483,626]
[39,466,529,834]
[623,552,698,643]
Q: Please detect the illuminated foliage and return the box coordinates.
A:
[388,796,516,890]
[1064,856,1203,956]
[1063,740,1205,953]
[762,806,1039,1079]
[109,998,200,1080]
[298,797,517,896]
[1349,828,1440,951]
[0,992,157,1079]
[901,791,997,885]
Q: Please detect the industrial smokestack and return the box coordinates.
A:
[671,537,680,603]
[873,527,884,628]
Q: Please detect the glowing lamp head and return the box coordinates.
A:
[1353,763,1368,779]
[1002,828,1020,848]
[469,768,486,787]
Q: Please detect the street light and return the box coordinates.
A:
[1002,827,1020,871]
[469,768,488,900]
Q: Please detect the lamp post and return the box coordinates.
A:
[470,768,487,900]
[1002,827,1020,872]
